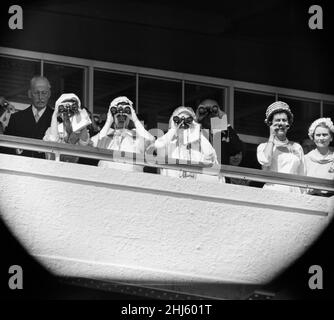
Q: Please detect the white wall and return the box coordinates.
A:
[0,154,333,298]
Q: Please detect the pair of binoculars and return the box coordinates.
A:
[0,100,9,114]
[110,106,131,115]
[198,105,219,115]
[173,116,194,125]
[58,99,79,117]
[275,124,290,129]
[0,100,9,108]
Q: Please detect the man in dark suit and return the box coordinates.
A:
[196,98,243,165]
[4,76,53,158]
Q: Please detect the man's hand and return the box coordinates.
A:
[217,108,225,119]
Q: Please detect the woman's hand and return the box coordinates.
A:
[106,107,114,125]
[129,104,138,123]
[79,127,89,142]
[269,122,279,140]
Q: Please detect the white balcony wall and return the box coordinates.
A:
[0,154,333,298]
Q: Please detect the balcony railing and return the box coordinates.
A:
[1,134,333,192]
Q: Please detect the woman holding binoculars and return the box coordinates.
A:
[91,96,154,171]
[154,106,222,182]
[257,101,306,193]
[43,93,91,162]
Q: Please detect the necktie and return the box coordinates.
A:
[35,112,40,123]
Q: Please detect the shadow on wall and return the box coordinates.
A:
[0,215,144,300]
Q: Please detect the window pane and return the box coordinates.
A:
[243,143,262,170]
[278,96,320,143]
[323,102,334,120]
[185,82,225,112]
[0,56,40,108]
[234,90,275,137]
[44,62,85,109]
[94,70,136,115]
[139,76,182,129]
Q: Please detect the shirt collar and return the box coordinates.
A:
[32,105,47,118]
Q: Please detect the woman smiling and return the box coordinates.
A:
[305,118,334,196]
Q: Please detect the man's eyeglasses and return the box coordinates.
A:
[31,91,50,98]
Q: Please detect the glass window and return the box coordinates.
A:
[234,90,275,137]
[138,76,182,130]
[243,143,262,170]
[0,55,40,108]
[94,70,136,116]
[44,62,86,109]
[323,102,334,147]
[277,96,320,144]
[323,102,334,120]
[185,82,225,112]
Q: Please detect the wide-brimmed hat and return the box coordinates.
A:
[264,101,294,125]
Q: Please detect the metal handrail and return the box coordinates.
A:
[1,134,334,191]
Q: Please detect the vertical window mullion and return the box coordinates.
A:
[88,66,94,113]
[41,59,44,76]
[136,73,139,113]
[182,80,185,106]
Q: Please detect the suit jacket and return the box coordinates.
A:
[3,105,53,158]
[211,125,243,165]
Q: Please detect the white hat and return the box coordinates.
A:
[264,101,294,125]
[308,117,334,140]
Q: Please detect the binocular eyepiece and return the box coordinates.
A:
[277,124,290,129]
[110,106,131,115]
[110,103,131,116]
[0,100,9,108]
[58,99,79,117]
[173,115,194,128]
[0,100,9,117]
[198,105,219,116]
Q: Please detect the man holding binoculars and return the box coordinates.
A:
[43,93,91,162]
[196,98,243,165]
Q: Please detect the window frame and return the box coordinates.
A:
[2,45,334,145]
